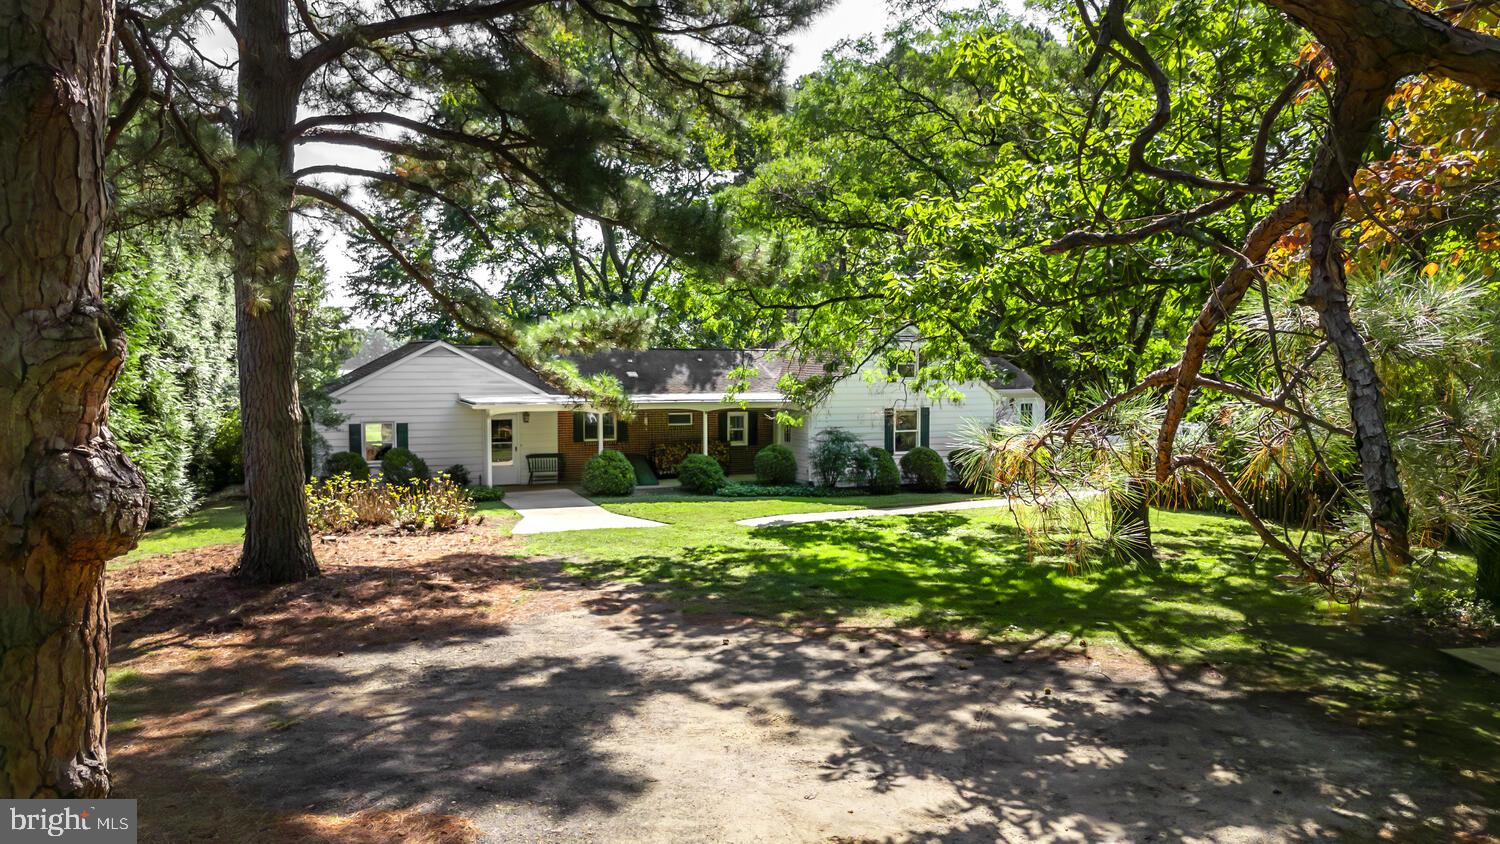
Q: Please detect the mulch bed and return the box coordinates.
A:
[107,524,581,843]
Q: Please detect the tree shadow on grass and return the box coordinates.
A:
[562,508,1500,808]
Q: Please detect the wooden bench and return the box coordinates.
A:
[526,453,564,485]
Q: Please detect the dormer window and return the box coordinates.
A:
[894,347,918,379]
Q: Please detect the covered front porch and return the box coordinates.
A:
[459,394,790,487]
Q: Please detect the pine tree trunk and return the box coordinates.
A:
[1299,75,1413,567]
[0,0,149,796]
[1110,476,1156,570]
[1475,534,1500,605]
[231,0,318,583]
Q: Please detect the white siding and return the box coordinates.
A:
[796,364,1045,482]
[317,346,543,483]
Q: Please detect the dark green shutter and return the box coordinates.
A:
[616,419,629,441]
[919,407,930,448]
[573,412,585,442]
[748,414,759,446]
[396,423,409,449]
[348,423,362,454]
[719,412,729,443]
[883,411,894,453]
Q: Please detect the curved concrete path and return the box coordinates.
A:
[737,496,1022,528]
[509,489,664,535]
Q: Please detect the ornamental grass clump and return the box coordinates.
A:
[306,474,474,534]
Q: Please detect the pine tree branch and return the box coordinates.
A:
[294,0,549,81]
[293,163,494,247]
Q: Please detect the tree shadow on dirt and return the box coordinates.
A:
[107,515,1496,842]
[574,586,1494,841]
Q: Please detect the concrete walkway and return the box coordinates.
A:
[508,488,665,535]
[737,496,1022,528]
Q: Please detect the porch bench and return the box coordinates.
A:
[527,453,564,485]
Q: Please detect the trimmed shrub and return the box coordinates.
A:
[868,447,900,494]
[715,481,829,498]
[324,450,371,480]
[466,484,507,502]
[754,444,797,485]
[583,450,635,497]
[380,447,429,485]
[901,446,947,491]
[442,463,471,487]
[651,440,729,475]
[811,428,872,487]
[679,453,726,494]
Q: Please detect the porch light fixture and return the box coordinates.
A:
[522,412,530,423]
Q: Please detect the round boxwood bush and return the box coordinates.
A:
[753,444,797,485]
[582,450,635,497]
[867,447,900,494]
[442,463,471,487]
[679,453,726,494]
[380,447,430,485]
[323,450,371,480]
[900,446,947,491]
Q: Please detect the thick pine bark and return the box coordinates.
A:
[0,0,148,796]
[1297,74,1413,566]
[231,0,318,583]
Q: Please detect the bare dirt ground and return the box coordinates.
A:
[107,528,1494,843]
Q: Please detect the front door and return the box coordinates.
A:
[490,415,517,484]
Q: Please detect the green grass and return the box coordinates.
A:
[112,503,247,567]
[523,498,1499,795]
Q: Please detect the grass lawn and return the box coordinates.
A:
[522,496,1499,795]
[109,499,516,567]
[111,502,248,568]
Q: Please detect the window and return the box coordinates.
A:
[893,346,919,379]
[782,427,792,444]
[363,422,394,461]
[1018,401,1036,427]
[667,411,693,427]
[892,408,919,453]
[726,411,749,446]
[582,412,617,441]
[490,417,514,465]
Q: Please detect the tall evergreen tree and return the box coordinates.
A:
[110,0,827,582]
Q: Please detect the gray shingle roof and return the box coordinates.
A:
[327,341,1035,397]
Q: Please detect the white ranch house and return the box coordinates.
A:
[318,340,1046,487]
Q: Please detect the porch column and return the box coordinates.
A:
[596,410,604,454]
[484,410,494,487]
[701,410,710,455]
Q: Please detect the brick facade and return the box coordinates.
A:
[553,409,775,483]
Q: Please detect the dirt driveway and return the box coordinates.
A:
[107,530,1491,843]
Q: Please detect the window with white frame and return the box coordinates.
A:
[363,421,394,461]
[490,417,514,465]
[726,411,749,445]
[582,412,617,441]
[892,408,919,453]
[1018,400,1036,427]
[667,411,693,427]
